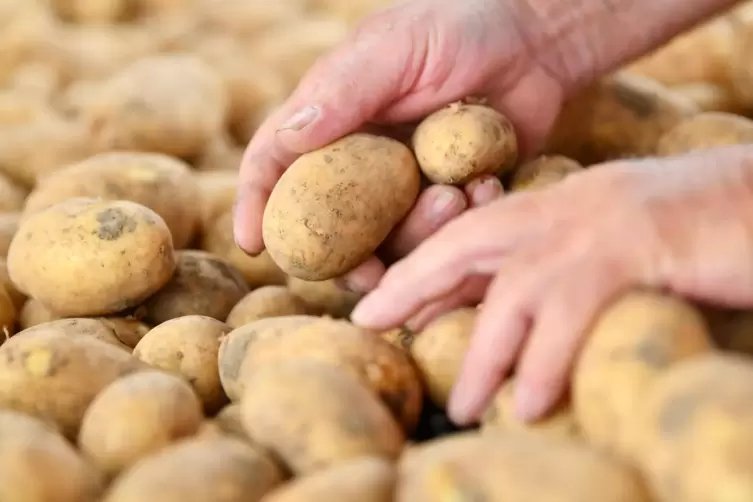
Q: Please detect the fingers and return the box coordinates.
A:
[464,175,504,207]
[405,275,490,331]
[338,256,386,293]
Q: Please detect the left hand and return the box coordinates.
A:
[350,145,753,426]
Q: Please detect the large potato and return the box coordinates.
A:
[286,276,361,318]
[18,318,130,351]
[79,370,204,476]
[263,133,421,281]
[240,361,405,474]
[226,286,309,328]
[24,151,201,249]
[655,111,753,156]
[8,198,177,317]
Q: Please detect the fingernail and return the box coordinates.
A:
[350,295,381,326]
[446,375,479,426]
[470,177,503,206]
[333,277,353,292]
[277,106,319,132]
[431,191,461,219]
[514,385,549,422]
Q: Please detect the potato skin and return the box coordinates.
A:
[79,370,204,476]
[240,361,405,475]
[262,133,421,281]
[286,276,361,318]
[19,298,59,329]
[509,155,583,192]
[226,286,309,328]
[8,198,177,317]
[412,102,518,184]
[656,111,753,156]
[19,318,131,351]
[98,316,151,348]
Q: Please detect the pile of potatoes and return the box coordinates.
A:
[4,0,753,501]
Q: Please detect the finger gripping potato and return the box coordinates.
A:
[262,133,421,281]
[656,111,753,156]
[8,198,177,317]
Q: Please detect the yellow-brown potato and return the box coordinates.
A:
[412,102,518,184]
[656,111,753,156]
[263,133,421,281]
[202,210,288,287]
[133,315,231,413]
[261,457,396,502]
[307,0,394,25]
[103,436,284,502]
[0,171,27,212]
[0,409,103,502]
[0,328,146,438]
[18,318,130,351]
[727,17,753,108]
[49,0,131,23]
[139,250,249,324]
[286,276,361,318]
[0,212,19,257]
[509,155,583,191]
[24,151,201,249]
[410,308,475,408]
[84,54,228,159]
[241,361,405,474]
[226,286,309,327]
[213,403,252,440]
[98,316,151,348]
[196,170,237,227]
[8,198,177,317]
[545,72,699,165]
[635,353,753,502]
[396,431,650,502]
[19,297,59,329]
[0,256,25,308]
[673,82,740,113]
[217,315,319,400]
[79,370,204,476]
[572,290,714,459]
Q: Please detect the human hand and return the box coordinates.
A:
[350,145,753,425]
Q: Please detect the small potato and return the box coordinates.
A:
[226,286,309,328]
[24,151,201,249]
[133,315,232,413]
[261,457,396,502]
[98,316,151,348]
[509,155,583,191]
[139,250,249,324]
[218,315,319,400]
[19,298,59,329]
[202,210,287,287]
[263,133,421,281]
[8,198,177,317]
[0,212,19,257]
[196,170,237,227]
[103,436,284,502]
[0,171,27,212]
[410,308,476,408]
[240,361,405,474]
[18,318,130,351]
[573,290,713,459]
[656,111,753,156]
[412,102,518,184]
[0,328,146,438]
[286,276,361,318]
[0,256,25,308]
[0,410,103,502]
[79,370,204,476]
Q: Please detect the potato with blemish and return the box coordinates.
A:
[79,370,204,476]
[412,102,518,184]
[573,290,714,460]
[241,361,405,474]
[139,250,249,324]
[263,133,421,281]
[509,155,583,191]
[286,276,361,318]
[8,198,176,317]
[19,298,59,329]
[98,316,151,348]
[19,318,130,351]
[656,111,753,156]
[226,286,309,328]
[133,315,231,413]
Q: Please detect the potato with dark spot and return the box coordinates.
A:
[79,370,204,476]
[19,318,131,351]
[656,111,753,156]
[133,315,231,413]
[8,198,176,317]
[573,290,713,459]
[226,286,309,328]
[286,276,361,318]
[98,316,151,348]
[263,133,421,281]
[103,436,284,502]
[380,326,415,352]
[140,250,249,324]
[412,102,518,184]
[19,297,59,329]
[241,361,405,474]
[510,155,583,191]
[0,212,19,257]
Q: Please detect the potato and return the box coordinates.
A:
[286,276,361,318]
[0,88,55,125]
[196,170,237,227]
[0,256,25,308]
[545,72,699,164]
[79,370,203,476]
[261,457,396,502]
[308,0,393,24]
[226,286,309,327]
[410,308,475,408]
[240,360,405,474]
[0,1,54,84]
[49,0,131,23]
[24,151,201,249]
[656,111,753,156]
[84,54,227,159]
[263,133,421,281]
[727,18,753,107]
[193,132,244,172]
[0,328,146,438]
[139,250,248,324]
[8,198,177,317]
[103,436,284,502]
[509,155,583,191]
[202,210,287,287]
[18,318,130,351]
[0,212,19,257]
[218,315,319,400]
[0,410,103,502]
[199,0,304,38]
[133,315,231,413]
[19,298,59,329]
[213,403,252,440]
[7,62,61,101]
[396,431,650,502]
[672,82,740,113]
[98,316,151,348]
[635,353,753,502]
[412,102,518,184]
[0,171,27,212]
[241,318,423,430]
[380,326,415,352]
[572,290,713,459]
